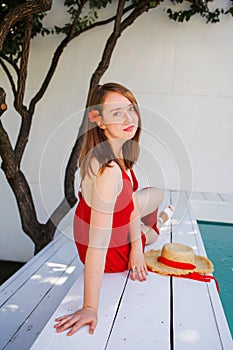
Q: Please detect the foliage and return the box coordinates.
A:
[2,0,232,65]
[0,1,50,63]
[167,0,233,23]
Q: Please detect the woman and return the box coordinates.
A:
[54,82,173,336]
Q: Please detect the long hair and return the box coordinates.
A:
[79,82,142,178]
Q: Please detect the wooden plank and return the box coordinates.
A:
[3,256,83,350]
[0,234,67,305]
[170,192,232,349]
[173,278,223,350]
[106,223,172,350]
[31,272,129,350]
[0,238,78,349]
[106,273,170,350]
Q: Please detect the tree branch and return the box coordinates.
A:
[28,0,130,115]
[15,17,33,113]
[75,4,135,37]
[114,0,126,33]
[0,53,20,79]
[0,88,7,117]
[0,88,17,178]
[69,0,89,40]
[0,59,17,98]
[0,122,18,179]
[120,0,152,32]
[88,0,151,94]
[13,17,34,165]
[0,0,52,52]
[29,0,88,114]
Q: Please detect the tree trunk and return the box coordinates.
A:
[7,170,55,254]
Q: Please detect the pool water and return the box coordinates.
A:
[198,221,233,338]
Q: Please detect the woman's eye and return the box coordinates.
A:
[113,111,122,117]
[129,106,135,112]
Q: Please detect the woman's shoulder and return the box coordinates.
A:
[96,160,122,185]
[94,160,122,201]
[88,158,122,178]
[81,159,122,206]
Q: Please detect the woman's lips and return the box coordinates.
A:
[123,126,134,132]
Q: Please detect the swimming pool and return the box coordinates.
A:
[198,220,233,338]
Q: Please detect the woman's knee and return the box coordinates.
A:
[137,187,164,215]
[155,188,164,205]
[147,187,164,206]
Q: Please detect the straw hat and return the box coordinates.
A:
[144,243,214,276]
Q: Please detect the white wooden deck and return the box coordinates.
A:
[0,191,232,350]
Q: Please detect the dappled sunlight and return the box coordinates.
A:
[28,263,77,286]
[175,230,196,236]
[187,230,197,235]
[65,265,76,274]
[41,276,68,286]
[1,304,19,313]
[177,329,200,343]
[46,262,67,272]
[25,263,78,287]
[62,294,82,304]
[31,274,42,281]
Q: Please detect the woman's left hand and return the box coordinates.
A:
[128,247,148,282]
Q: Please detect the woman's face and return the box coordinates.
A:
[99,92,139,141]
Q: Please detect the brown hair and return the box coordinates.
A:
[79,82,142,178]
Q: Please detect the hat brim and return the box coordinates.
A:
[144,249,214,276]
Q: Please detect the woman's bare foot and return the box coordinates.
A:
[141,206,174,245]
[157,205,174,229]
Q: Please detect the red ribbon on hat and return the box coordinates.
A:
[158,256,196,270]
[181,272,220,293]
[157,256,220,293]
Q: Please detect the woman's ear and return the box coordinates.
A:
[97,118,106,129]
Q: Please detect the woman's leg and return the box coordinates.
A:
[135,187,172,245]
[135,187,164,218]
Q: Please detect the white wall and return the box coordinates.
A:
[1,2,233,261]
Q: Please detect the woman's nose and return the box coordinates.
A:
[124,111,133,123]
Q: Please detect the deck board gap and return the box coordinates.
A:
[170,277,174,350]
[206,284,224,350]
[104,271,130,350]
[217,193,225,202]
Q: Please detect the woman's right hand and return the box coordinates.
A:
[54,306,98,336]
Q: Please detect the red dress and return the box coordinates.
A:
[73,168,146,273]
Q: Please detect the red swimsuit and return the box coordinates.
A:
[73,168,146,273]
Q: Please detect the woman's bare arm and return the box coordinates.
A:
[54,162,121,336]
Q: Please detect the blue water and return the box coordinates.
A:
[198,221,233,338]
